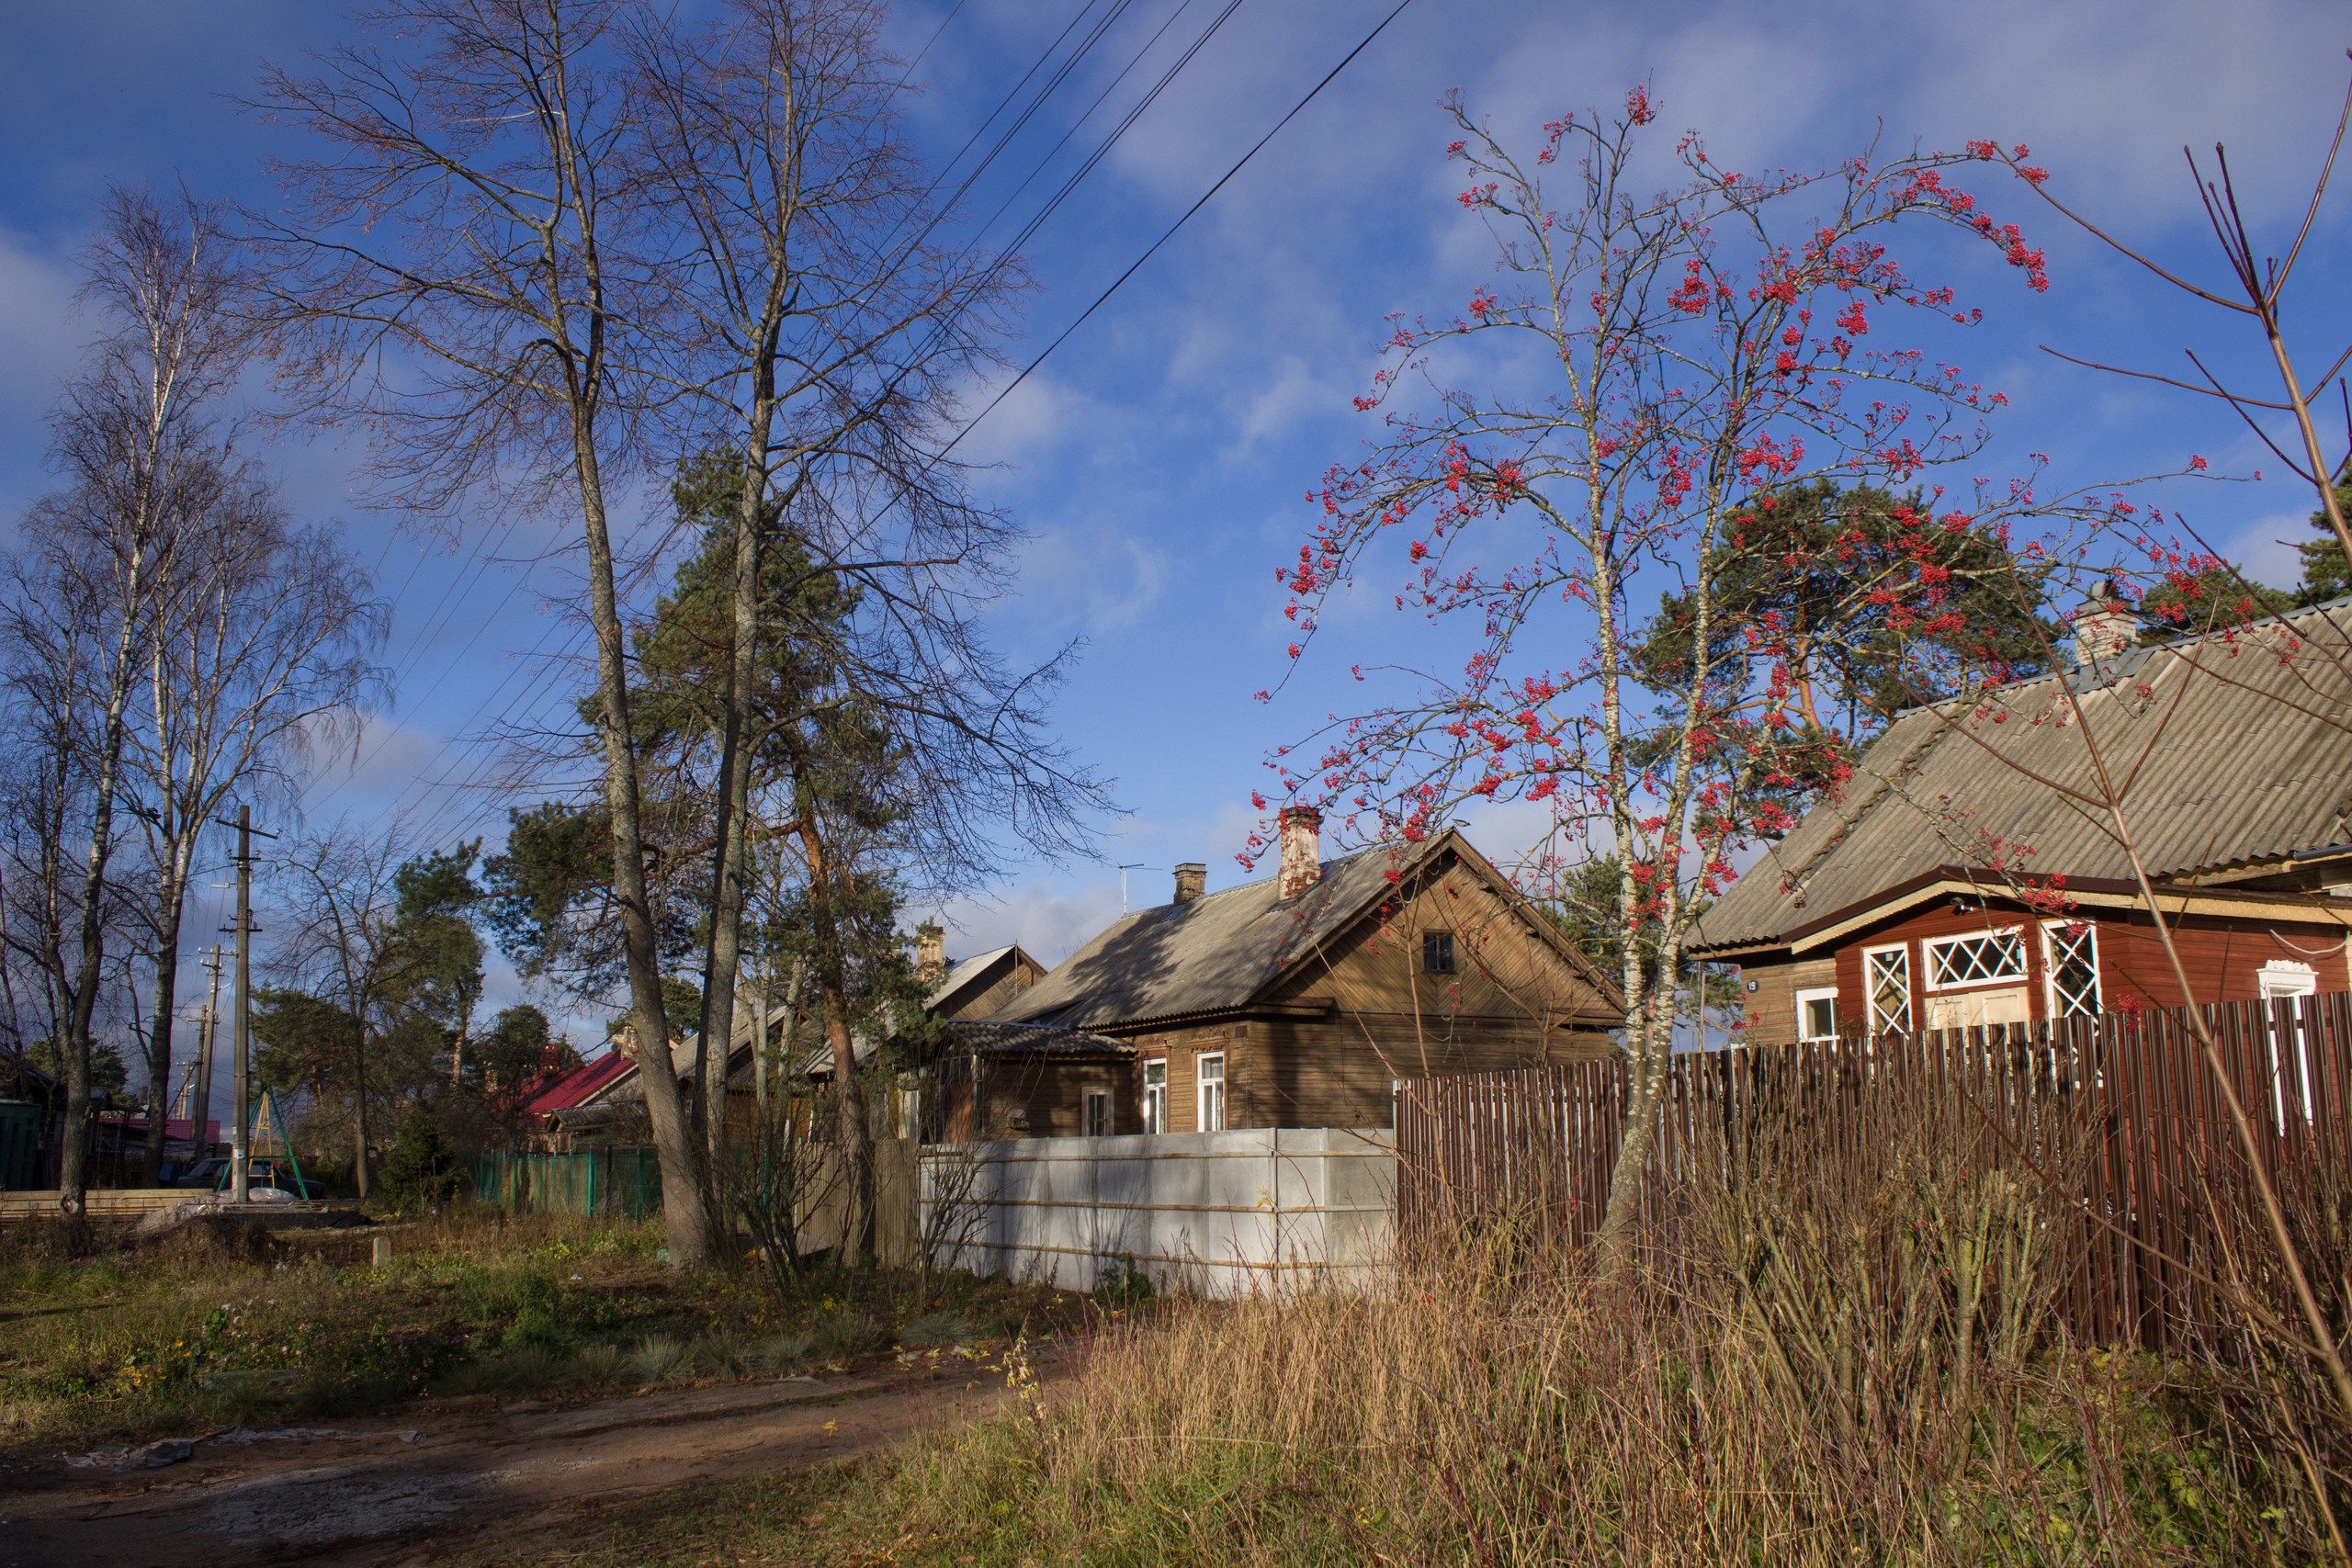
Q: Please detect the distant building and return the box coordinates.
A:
[927,812,1623,1139]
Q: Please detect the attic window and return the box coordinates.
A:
[1422,931,1455,974]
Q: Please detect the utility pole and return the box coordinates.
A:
[216,807,274,1202]
[190,944,222,1158]
[231,807,254,1203]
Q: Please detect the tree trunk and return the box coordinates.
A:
[695,356,777,1252]
[352,1017,371,1200]
[60,565,145,1213]
[829,1008,873,1269]
[573,426,712,1268]
[142,903,183,1179]
[796,817,873,1268]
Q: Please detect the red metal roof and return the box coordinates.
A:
[521,1050,632,1115]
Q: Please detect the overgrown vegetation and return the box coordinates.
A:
[0,1206,1069,1455]
[478,1122,2350,1566]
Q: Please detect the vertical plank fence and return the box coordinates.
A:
[1396,995,2352,1350]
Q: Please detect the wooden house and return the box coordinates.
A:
[1692,593,2352,1043]
[956,811,1623,1137]
[922,938,1049,1021]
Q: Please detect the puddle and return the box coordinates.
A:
[202,1470,471,1548]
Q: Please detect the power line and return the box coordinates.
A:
[942,0,1416,460]
[322,0,1409,863]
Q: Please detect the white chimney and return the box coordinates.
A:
[2073,579,2140,670]
[1172,863,1206,906]
[1278,807,1323,900]
[915,922,945,985]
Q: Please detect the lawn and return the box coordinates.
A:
[0,1205,1075,1455]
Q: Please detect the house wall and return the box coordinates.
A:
[1126,1022,1234,1134]
[977,1056,1136,1138]
[1262,854,1615,1029]
[955,957,1046,1021]
[1737,955,1838,1046]
[1123,1013,1613,1133]
[1724,902,2352,1033]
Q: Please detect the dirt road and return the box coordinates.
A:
[0,1354,1025,1567]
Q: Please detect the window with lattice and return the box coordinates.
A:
[2041,922,2100,1019]
[1924,928,2027,990]
[1865,946,1912,1033]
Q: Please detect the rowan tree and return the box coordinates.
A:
[1266,88,2126,1247]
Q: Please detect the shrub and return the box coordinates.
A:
[377,1104,467,1214]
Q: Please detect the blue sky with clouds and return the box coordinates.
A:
[4,0,2347,1083]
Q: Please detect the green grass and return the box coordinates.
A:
[0,1207,1073,1452]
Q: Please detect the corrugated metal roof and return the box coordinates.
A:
[927,946,1013,1009]
[1695,599,2352,951]
[944,1019,1133,1059]
[521,1049,632,1114]
[993,831,1478,1032]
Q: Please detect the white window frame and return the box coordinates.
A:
[1141,1060,1167,1135]
[1195,1052,1227,1134]
[2040,920,2102,1020]
[1794,986,1838,1043]
[1921,926,2029,992]
[1863,942,1913,1035]
[2260,961,2320,1128]
[1083,1088,1110,1138]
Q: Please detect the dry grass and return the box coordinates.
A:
[814,1127,2328,1566]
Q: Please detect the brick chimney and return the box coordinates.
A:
[915,921,945,985]
[1172,863,1206,906]
[1277,807,1323,900]
[2073,578,2140,670]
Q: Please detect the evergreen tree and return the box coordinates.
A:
[2301,467,2352,604]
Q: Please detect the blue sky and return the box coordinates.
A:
[3,0,2348,1078]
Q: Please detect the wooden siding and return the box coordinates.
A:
[957,957,1046,1021]
[977,1055,1135,1137]
[1265,857,1613,1029]
[1738,955,1836,1047]
[1729,900,2352,1031]
[1125,1025,1232,1133]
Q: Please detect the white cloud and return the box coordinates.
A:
[1013,516,1171,637]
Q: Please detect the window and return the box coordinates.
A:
[1923,928,2028,990]
[2260,962,2320,1128]
[2041,921,2101,1019]
[1196,1052,1227,1133]
[1141,1060,1167,1134]
[1084,1088,1110,1138]
[1795,987,1838,1043]
[1422,931,1455,974]
[1865,944,1913,1034]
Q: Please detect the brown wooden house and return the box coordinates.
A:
[961,810,1623,1136]
[1693,594,2352,1043]
[922,939,1049,1021]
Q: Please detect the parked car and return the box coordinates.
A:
[213,1157,325,1201]
[167,1156,229,1189]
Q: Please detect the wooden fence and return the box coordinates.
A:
[1396,994,2352,1350]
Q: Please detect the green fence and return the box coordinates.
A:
[469,1146,663,1220]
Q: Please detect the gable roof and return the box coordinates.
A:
[926,943,1043,1019]
[993,829,1618,1032]
[1694,598,2352,954]
[522,1050,632,1115]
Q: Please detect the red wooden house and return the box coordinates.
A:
[1693,594,2352,1042]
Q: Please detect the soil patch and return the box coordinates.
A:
[0,1348,1045,1568]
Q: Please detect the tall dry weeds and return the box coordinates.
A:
[875,1108,2318,1565]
